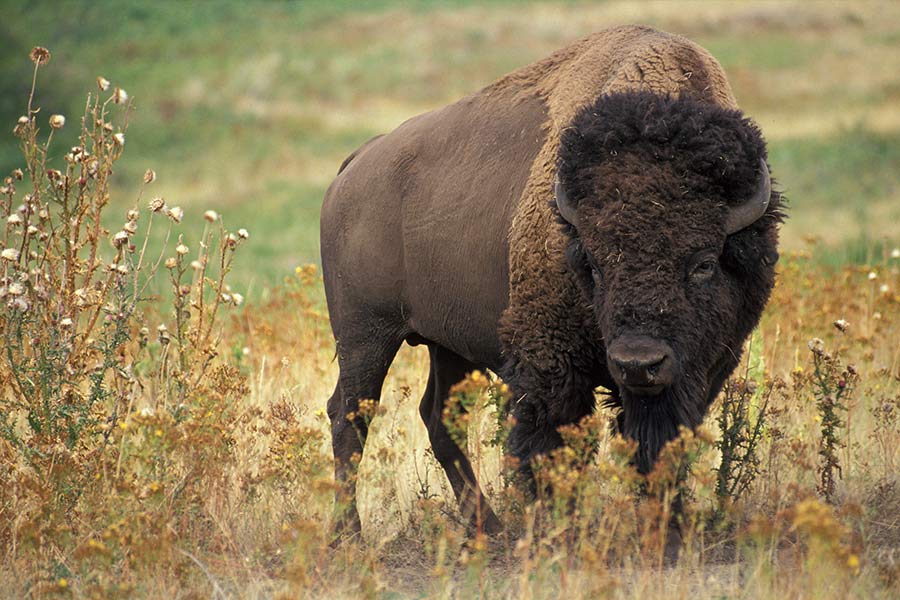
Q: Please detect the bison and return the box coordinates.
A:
[320,25,783,536]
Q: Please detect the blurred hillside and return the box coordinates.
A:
[3,0,899,293]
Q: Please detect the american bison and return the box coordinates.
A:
[320,25,783,535]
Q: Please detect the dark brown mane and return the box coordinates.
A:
[559,92,770,207]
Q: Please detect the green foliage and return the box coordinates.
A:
[713,328,770,517]
[770,129,900,211]
[703,32,824,71]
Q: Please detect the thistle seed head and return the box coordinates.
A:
[30,47,51,65]
[113,231,130,247]
[166,206,184,223]
[1,248,20,261]
[113,87,129,104]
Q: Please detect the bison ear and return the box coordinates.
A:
[565,237,595,300]
[554,176,579,225]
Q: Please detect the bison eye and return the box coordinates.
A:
[689,258,718,282]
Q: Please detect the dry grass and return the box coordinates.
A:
[2,2,900,597]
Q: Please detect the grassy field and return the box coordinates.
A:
[3,0,900,287]
[2,0,900,598]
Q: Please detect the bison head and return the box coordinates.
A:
[554,91,783,473]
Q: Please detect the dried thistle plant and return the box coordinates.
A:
[807,337,858,503]
[0,47,252,594]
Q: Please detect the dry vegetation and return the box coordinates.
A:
[2,1,900,598]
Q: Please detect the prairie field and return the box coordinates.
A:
[1,0,900,598]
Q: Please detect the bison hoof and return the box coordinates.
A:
[480,511,503,536]
[329,510,363,548]
[662,525,684,565]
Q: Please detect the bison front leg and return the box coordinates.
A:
[504,362,597,501]
[506,400,564,499]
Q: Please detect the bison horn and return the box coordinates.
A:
[725,159,771,234]
[554,177,579,225]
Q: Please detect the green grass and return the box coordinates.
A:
[702,32,825,71]
[771,128,900,208]
[2,0,899,298]
[771,128,900,255]
[226,180,326,287]
[820,236,898,267]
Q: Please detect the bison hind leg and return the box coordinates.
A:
[419,344,502,535]
[328,331,403,541]
[326,382,362,540]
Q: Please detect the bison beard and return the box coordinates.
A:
[619,371,705,475]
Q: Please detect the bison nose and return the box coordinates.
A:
[607,336,677,395]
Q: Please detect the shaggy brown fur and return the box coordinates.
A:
[320,25,783,536]
[507,91,782,476]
